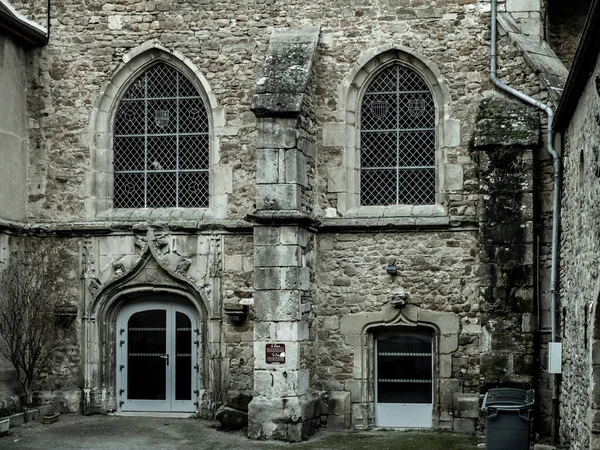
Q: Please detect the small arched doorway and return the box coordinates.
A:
[374,326,434,428]
[116,296,200,413]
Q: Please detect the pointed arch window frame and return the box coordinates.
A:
[337,47,457,218]
[113,62,210,209]
[359,63,436,207]
[88,43,228,221]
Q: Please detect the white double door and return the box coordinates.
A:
[117,300,199,412]
[375,329,434,428]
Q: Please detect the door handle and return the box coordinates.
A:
[160,354,169,366]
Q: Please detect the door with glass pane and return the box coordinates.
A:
[117,301,198,412]
[375,329,433,427]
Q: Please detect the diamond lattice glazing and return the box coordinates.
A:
[114,63,209,208]
[360,64,435,206]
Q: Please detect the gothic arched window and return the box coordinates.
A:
[113,63,209,208]
[360,64,435,206]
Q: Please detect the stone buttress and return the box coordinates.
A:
[473,92,539,396]
[247,26,321,441]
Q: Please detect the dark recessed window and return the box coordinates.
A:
[360,64,435,206]
[113,63,209,208]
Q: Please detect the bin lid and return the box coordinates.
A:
[482,388,535,410]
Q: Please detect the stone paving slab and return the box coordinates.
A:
[0,414,481,450]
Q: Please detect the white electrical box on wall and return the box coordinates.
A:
[548,342,562,374]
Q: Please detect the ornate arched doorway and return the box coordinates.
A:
[116,296,200,412]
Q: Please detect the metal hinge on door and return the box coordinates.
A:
[119,365,125,371]
[194,364,200,372]
[119,389,124,395]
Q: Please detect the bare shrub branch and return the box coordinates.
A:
[0,237,75,405]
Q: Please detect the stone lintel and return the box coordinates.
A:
[251,26,320,118]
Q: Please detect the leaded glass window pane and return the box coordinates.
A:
[113,63,209,208]
[360,64,436,206]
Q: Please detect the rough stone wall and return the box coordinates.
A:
[314,229,480,429]
[6,0,545,223]
[222,233,255,397]
[0,34,29,221]
[559,51,600,450]
[548,0,591,70]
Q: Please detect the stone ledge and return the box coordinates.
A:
[0,217,253,235]
[246,210,320,228]
[318,216,477,231]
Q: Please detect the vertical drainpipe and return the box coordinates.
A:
[490,0,562,444]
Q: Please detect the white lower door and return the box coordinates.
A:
[117,301,198,413]
[375,329,433,428]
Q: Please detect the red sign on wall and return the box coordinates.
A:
[265,343,286,364]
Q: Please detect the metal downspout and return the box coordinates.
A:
[490,0,562,444]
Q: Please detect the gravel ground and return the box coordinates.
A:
[0,414,481,450]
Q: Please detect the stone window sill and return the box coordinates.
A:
[95,208,213,222]
[342,204,447,218]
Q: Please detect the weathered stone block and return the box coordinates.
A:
[255,227,280,245]
[254,369,310,397]
[248,395,319,441]
[254,245,301,267]
[322,123,345,147]
[282,267,310,290]
[323,391,350,416]
[452,417,476,433]
[445,164,464,191]
[256,149,280,183]
[453,393,480,419]
[251,27,320,118]
[440,378,461,405]
[473,92,540,148]
[506,0,540,12]
[253,290,301,321]
[254,267,282,290]
[256,184,301,210]
[255,118,298,149]
[284,148,308,187]
[216,406,248,430]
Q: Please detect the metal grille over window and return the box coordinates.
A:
[360,64,435,206]
[114,63,209,208]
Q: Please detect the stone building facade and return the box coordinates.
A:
[553,0,600,448]
[0,0,593,445]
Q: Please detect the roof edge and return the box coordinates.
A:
[0,0,47,46]
[554,0,600,131]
